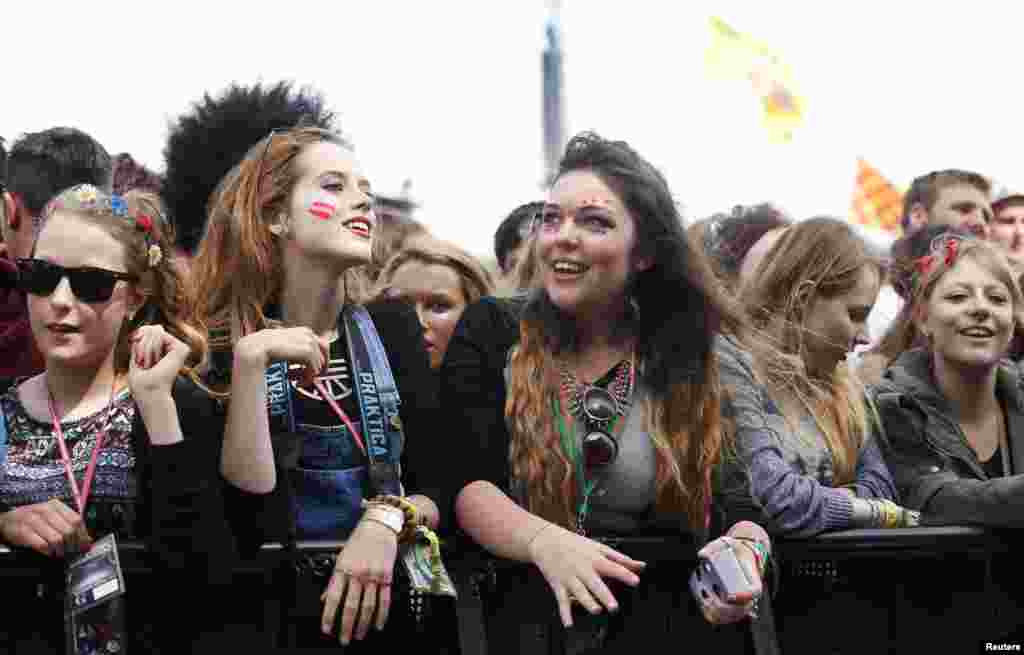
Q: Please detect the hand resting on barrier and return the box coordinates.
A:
[320,510,401,646]
[526,522,647,628]
[0,498,92,558]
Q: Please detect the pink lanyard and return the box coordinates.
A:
[47,386,115,516]
[312,378,368,456]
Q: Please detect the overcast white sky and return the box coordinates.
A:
[5,1,1022,256]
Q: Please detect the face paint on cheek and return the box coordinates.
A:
[306,191,337,221]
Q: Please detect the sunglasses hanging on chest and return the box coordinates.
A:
[559,352,637,469]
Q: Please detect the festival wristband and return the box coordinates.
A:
[361,506,404,536]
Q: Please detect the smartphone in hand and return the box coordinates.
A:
[689,542,756,609]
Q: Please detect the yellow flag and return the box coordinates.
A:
[705,16,804,143]
[851,158,904,234]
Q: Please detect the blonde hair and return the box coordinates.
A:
[907,237,1024,343]
[374,236,495,305]
[739,217,882,484]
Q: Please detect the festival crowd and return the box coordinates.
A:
[0,82,1022,653]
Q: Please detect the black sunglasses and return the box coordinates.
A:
[578,385,621,469]
[17,258,137,303]
[582,428,619,469]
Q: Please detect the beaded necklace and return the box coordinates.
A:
[554,352,637,534]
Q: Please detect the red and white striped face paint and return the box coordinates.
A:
[307,191,337,221]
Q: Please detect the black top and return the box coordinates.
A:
[221,299,441,550]
[437,297,522,520]
[873,348,1024,527]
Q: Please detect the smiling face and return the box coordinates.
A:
[921,255,1015,369]
[279,141,376,269]
[801,264,880,376]
[28,212,140,372]
[536,170,649,321]
[386,260,468,370]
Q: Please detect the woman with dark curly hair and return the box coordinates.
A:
[699,203,791,292]
[441,132,771,652]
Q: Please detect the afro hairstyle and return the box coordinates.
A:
[161,81,337,253]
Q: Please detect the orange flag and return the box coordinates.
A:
[851,158,904,235]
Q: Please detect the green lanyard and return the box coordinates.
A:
[552,394,619,534]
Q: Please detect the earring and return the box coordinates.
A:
[269,215,289,237]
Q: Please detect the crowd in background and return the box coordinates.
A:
[1,81,1023,653]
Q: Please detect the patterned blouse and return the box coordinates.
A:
[0,385,140,539]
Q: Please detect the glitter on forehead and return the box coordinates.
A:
[544,196,615,214]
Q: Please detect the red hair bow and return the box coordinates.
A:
[944,238,958,266]
[136,214,154,233]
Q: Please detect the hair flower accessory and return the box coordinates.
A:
[109,194,129,217]
[136,213,154,233]
[914,255,933,276]
[945,238,959,266]
[148,244,163,268]
[76,185,98,206]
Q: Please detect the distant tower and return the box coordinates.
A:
[542,0,566,187]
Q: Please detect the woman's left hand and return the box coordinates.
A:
[128,325,189,398]
[695,536,763,625]
[320,519,400,645]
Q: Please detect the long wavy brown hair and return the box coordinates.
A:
[39,186,205,378]
[505,132,745,533]
[187,127,357,387]
[739,217,882,484]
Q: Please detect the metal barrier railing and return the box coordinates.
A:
[0,526,1018,654]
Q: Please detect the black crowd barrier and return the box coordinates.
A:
[2,527,1021,653]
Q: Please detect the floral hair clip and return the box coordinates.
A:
[909,255,934,296]
[44,184,164,269]
[944,238,959,266]
[135,214,163,267]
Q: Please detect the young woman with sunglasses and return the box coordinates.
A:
[0,185,234,652]
[188,127,444,650]
[718,217,918,536]
[441,133,772,652]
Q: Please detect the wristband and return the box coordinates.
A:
[362,506,404,535]
[365,495,421,542]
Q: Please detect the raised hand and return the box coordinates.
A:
[128,325,190,398]
[235,327,330,385]
[0,499,92,558]
[526,523,646,628]
[320,518,400,645]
